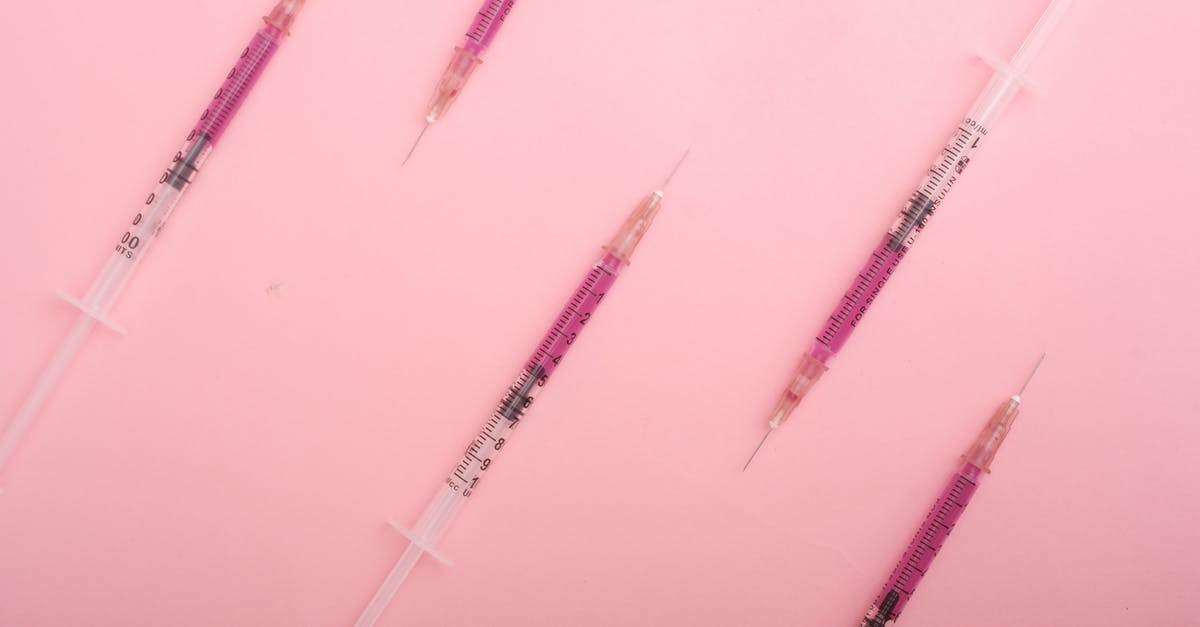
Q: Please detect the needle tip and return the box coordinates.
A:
[1018,353,1047,397]
[659,148,691,192]
[402,123,430,166]
[742,430,772,472]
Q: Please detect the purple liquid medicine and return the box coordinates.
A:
[465,0,516,54]
[447,254,619,498]
[861,360,1041,625]
[0,0,307,478]
[862,463,981,626]
[353,165,683,627]
[768,117,990,429]
[74,0,306,323]
[746,0,1071,469]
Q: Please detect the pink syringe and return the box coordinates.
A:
[402,0,518,164]
[0,0,307,481]
[860,355,1044,626]
[352,153,687,627]
[743,0,1072,469]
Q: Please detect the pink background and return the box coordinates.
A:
[0,0,1197,625]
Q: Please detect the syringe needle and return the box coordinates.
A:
[658,149,690,192]
[1018,353,1047,397]
[743,429,772,472]
[401,123,430,166]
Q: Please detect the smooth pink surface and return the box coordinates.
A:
[0,1,1196,625]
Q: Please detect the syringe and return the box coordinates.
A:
[860,355,1045,626]
[402,0,518,164]
[0,0,307,480]
[743,0,1071,470]
[352,153,687,627]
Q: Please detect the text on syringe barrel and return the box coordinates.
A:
[80,25,285,317]
[194,25,283,142]
[861,462,982,626]
[444,254,620,498]
[813,117,990,359]
[463,0,516,55]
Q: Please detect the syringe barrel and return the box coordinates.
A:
[815,235,907,358]
[1,0,304,481]
[763,1,1069,440]
[78,4,301,318]
[358,255,626,626]
[965,73,1022,133]
[444,254,621,501]
[80,138,209,317]
[879,0,1072,259]
[193,24,284,144]
[360,184,677,622]
[861,462,983,626]
[462,0,517,56]
[435,189,666,505]
[862,395,1028,624]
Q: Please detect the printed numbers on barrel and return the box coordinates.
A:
[113,193,156,259]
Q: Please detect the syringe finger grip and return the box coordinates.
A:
[387,520,453,566]
[58,292,126,335]
[979,53,1033,90]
